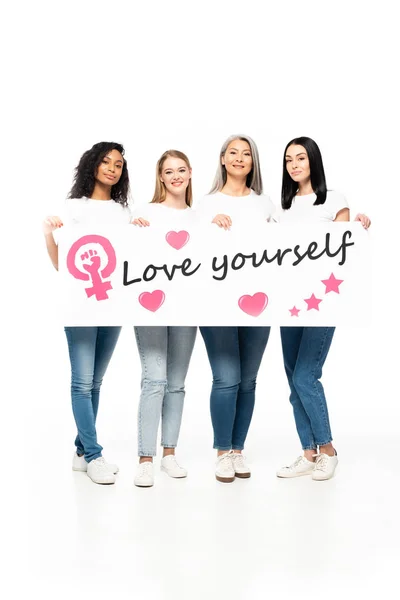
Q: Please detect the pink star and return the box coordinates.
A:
[304,293,322,311]
[321,273,344,294]
[289,306,300,317]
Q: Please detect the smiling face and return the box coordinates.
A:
[222,139,253,179]
[95,149,124,186]
[160,156,191,196]
[285,144,311,186]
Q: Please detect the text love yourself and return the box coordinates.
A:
[123,231,354,285]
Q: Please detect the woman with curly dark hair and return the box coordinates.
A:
[68,141,130,205]
[43,142,132,485]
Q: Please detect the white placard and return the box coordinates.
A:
[58,223,370,326]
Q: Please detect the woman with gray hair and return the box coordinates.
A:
[196,134,274,483]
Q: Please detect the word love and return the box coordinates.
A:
[212,231,354,280]
[123,258,201,285]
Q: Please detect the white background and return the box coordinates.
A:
[3,1,399,599]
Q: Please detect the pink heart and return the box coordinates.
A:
[238,293,268,317]
[139,290,165,312]
[165,230,190,250]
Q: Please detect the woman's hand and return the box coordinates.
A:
[132,217,150,227]
[43,216,63,235]
[354,213,371,229]
[212,214,232,230]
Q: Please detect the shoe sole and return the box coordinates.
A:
[134,482,154,487]
[73,466,119,474]
[215,475,235,483]
[276,471,314,478]
[88,478,116,485]
[235,472,251,478]
[91,481,115,485]
[160,467,187,478]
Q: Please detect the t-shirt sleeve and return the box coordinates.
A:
[328,191,349,220]
[123,204,133,223]
[194,196,215,223]
[131,203,151,220]
[62,198,81,225]
[260,194,277,221]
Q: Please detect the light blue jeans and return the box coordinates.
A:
[134,326,197,456]
[64,326,121,463]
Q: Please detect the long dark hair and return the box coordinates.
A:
[68,141,130,206]
[281,136,327,210]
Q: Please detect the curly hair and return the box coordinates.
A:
[68,141,130,206]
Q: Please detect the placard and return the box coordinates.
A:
[58,223,370,326]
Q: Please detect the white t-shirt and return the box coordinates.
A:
[64,197,132,225]
[276,190,348,223]
[195,190,275,224]
[131,202,197,227]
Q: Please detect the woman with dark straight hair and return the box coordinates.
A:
[276,136,370,481]
[42,142,132,485]
[281,136,328,209]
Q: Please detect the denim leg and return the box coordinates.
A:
[292,327,335,447]
[280,327,316,450]
[231,327,270,450]
[200,327,241,451]
[134,327,168,457]
[65,327,119,463]
[66,327,100,461]
[71,326,121,458]
[92,325,121,417]
[161,327,197,448]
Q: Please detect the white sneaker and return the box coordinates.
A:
[215,452,235,483]
[276,455,315,478]
[86,457,116,485]
[230,452,251,478]
[312,452,338,481]
[161,455,187,478]
[134,461,154,487]
[72,452,119,474]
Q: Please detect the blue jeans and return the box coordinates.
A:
[64,327,121,463]
[134,326,197,457]
[200,327,270,451]
[280,326,335,450]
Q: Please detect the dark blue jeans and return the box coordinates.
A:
[280,326,335,450]
[200,327,270,451]
[64,327,121,463]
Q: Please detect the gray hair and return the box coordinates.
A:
[209,134,263,195]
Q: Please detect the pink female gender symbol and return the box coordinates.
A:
[66,235,117,301]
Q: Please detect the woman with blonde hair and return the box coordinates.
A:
[132,150,197,487]
[196,134,274,483]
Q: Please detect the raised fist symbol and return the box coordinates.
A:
[81,249,101,274]
[67,234,116,301]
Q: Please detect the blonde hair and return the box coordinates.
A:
[151,150,193,207]
[209,134,263,195]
